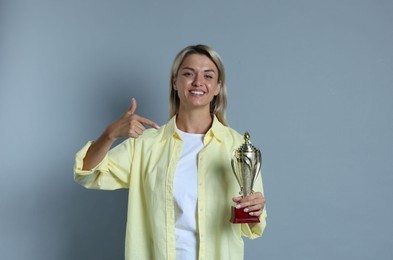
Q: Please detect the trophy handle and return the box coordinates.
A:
[231,150,243,194]
[252,150,262,192]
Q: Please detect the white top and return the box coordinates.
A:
[174,129,204,260]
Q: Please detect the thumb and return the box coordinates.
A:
[127,98,137,114]
[232,196,242,202]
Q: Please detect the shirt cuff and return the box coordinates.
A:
[74,141,108,176]
[241,208,267,239]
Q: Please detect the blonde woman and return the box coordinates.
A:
[74,44,267,260]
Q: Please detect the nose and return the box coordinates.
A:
[192,74,204,87]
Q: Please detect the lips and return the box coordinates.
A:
[190,90,205,95]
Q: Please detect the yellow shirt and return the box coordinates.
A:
[74,116,267,260]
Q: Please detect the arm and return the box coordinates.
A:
[82,98,160,170]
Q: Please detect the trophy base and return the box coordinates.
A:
[230,206,260,224]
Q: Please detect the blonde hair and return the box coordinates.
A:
[169,44,228,126]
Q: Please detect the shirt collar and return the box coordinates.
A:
[161,115,226,143]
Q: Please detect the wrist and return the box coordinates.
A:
[102,126,117,143]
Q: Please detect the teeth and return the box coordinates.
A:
[191,91,204,95]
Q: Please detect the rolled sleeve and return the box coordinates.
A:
[241,208,267,239]
[73,140,132,190]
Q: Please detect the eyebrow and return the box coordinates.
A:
[181,67,217,74]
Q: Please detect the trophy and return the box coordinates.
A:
[230,132,262,224]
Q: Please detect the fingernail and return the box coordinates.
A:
[235,204,241,209]
[244,208,249,213]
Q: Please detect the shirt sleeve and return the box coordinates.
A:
[241,173,267,239]
[73,139,134,190]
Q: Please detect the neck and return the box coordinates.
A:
[176,110,213,134]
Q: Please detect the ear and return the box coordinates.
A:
[173,79,177,90]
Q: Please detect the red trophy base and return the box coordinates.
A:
[230,206,260,224]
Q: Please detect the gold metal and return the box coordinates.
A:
[231,132,262,196]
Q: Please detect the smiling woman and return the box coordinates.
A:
[74,44,267,260]
[169,45,228,126]
[173,54,222,133]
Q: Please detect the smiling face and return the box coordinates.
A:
[173,54,221,114]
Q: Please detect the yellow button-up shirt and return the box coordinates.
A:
[74,116,267,260]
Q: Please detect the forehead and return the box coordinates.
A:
[179,54,218,71]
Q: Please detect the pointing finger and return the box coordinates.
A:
[139,116,160,129]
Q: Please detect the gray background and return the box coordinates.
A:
[1,0,392,259]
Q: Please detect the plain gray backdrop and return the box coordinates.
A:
[1,0,392,259]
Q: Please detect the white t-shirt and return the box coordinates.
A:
[174,130,204,260]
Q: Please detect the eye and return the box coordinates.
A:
[182,71,194,77]
[204,74,214,80]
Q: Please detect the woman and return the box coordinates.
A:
[74,44,267,260]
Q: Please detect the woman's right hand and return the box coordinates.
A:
[82,98,159,170]
[105,98,160,140]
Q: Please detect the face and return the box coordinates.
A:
[173,54,221,113]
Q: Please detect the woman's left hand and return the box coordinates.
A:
[232,192,266,217]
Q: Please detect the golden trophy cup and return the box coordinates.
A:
[230,132,262,224]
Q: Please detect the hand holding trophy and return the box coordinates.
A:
[230,132,262,224]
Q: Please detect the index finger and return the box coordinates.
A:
[139,116,160,129]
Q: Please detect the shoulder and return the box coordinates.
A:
[224,125,243,141]
[213,122,244,149]
[224,126,244,147]
[136,127,162,143]
[134,119,171,143]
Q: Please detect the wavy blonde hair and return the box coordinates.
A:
[169,44,228,126]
